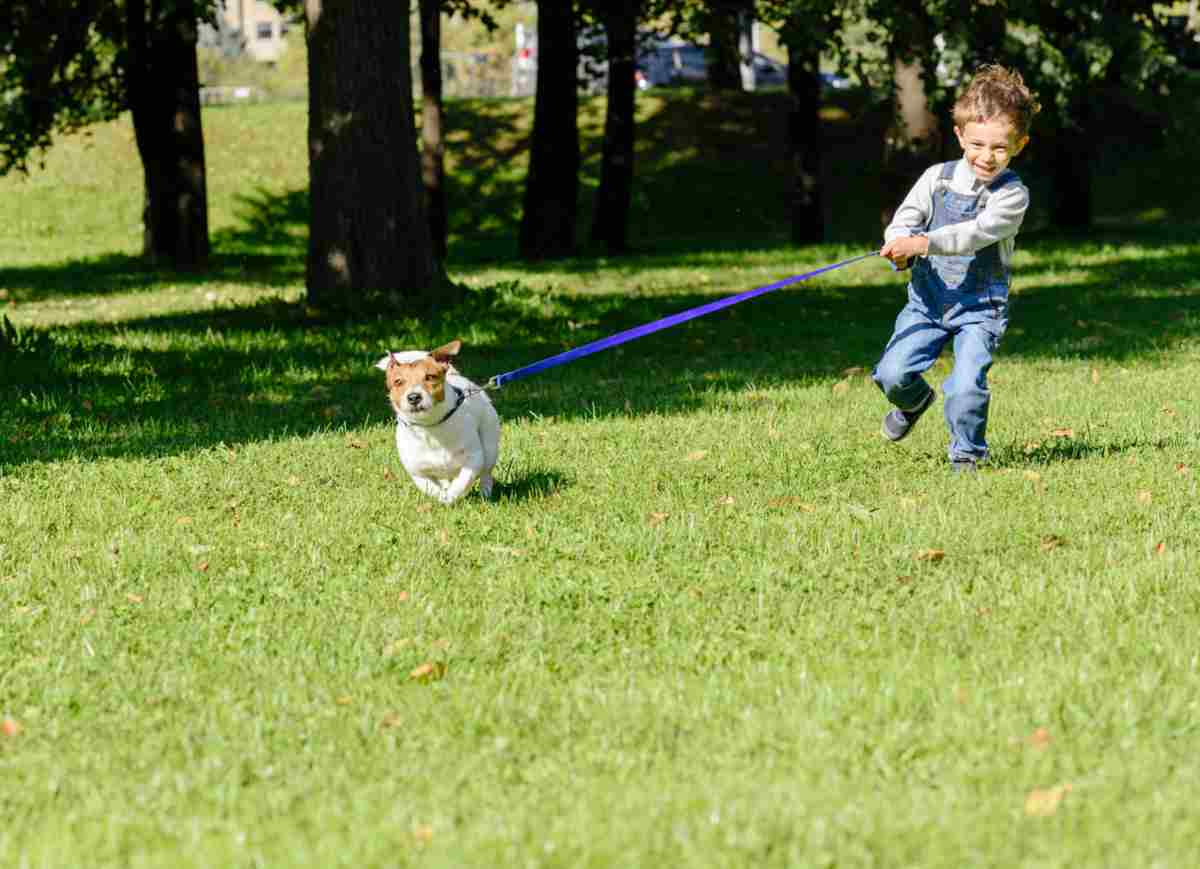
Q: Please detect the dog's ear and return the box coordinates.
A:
[430,340,462,363]
[375,353,398,372]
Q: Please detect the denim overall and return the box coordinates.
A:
[872,161,1018,463]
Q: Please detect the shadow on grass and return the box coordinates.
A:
[987,435,1181,469]
[4,235,1199,473]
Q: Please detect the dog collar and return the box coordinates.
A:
[397,385,466,428]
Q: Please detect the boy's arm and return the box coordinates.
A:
[925,181,1030,255]
[883,165,938,244]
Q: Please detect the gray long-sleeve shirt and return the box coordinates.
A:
[883,158,1031,269]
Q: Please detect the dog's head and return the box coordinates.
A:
[377,340,462,419]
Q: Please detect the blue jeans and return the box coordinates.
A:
[872,288,1008,462]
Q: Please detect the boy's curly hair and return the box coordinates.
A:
[953,65,1041,138]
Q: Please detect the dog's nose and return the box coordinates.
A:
[406,392,423,407]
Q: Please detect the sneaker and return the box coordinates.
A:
[881,388,935,442]
[950,458,978,474]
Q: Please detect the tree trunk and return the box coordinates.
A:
[881,21,941,230]
[785,35,823,244]
[305,0,447,312]
[519,0,579,261]
[125,0,210,269]
[591,1,639,255]
[419,0,448,261]
[706,1,743,92]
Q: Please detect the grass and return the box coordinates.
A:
[3,85,1200,867]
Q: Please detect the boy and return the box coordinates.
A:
[874,65,1040,473]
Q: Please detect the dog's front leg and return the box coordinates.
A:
[439,465,482,504]
[408,474,447,500]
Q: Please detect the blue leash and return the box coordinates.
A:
[485,251,880,390]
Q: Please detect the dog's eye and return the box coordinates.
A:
[425,374,437,382]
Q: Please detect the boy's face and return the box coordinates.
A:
[954,116,1028,183]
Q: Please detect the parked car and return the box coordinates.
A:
[635,41,851,91]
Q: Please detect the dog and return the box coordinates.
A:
[375,340,500,504]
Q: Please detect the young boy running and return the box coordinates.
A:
[874,65,1040,472]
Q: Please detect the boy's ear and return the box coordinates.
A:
[430,340,462,363]
[1013,134,1029,157]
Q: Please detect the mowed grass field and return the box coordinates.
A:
[3,84,1200,867]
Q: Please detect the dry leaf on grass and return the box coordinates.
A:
[1026,727,1052,749]
[1050,428,1074,438]
[176,516,193,526]
[1176,464,1191,476]
[915,549,945,563]
[685,450,708,462]
[1040,535,1066,552]
[1155,542,1166,556]
[379,713,403,729]
[410,662,446,682]
[334,695,352,706]
[714,495,735,506]
[1,717,20,737]
[1024,471,1042,482]
[832,379,851,394]
[1091,368,1100,384]
[126,593,144,604]
[647,512,669,527]
[1137,490,1153,505]
[413,825,434,844]
[1024,784,1071,817]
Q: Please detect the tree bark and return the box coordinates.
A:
[591,1,639,254]
[881,13,941,230]
[785,35,823,244]
[125,0,210,269]
[305,0,447,311]
[419,0,448,260]
[706,1,744,92]
[519,0,579,261]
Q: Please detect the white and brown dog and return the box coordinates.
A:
[375,340,500,504]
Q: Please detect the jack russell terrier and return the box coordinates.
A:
[375,340,500,504]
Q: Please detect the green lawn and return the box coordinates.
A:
[2,89,1200,867]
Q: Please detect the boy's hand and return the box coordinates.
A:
[880,235,929,269]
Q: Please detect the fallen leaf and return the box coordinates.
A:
[715,495,735,506]
[1155,542,1166,556]
[335,695,352,706]
[1176,464,1191,476]
[1162,406,1176,417]
[1024,784,1071,817]
[1027,727,1052,749]
[410,661,446,682]
[686,450,708,462]
[647,511,669,527]
[1050,428,1074,438]
[832,378,851,394]
[1023,441,1042,455]
[287,475,301,486]
[1137,490,1152,505]
[413,825,434,844]
[415,503,433,513]
[397,591,409,603]
[896,575,913,585]
[126,593,144,604]
[438,529,450,546]
[899,496,919,510]
[383,468,396,481]
[1091,368,1100,384]
[176,516,193,526]
[915,549,945,563]
[1040,535,1066,552]
[1,718,20,738]
[80,608,95,625]
[196,561,209,572]
[1024,471,1042,482]
[379,713,403,729]
[346,439,367,449]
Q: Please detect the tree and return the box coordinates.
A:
[419,0,449,261]
[1,0,210,268]
[587,0,642,254]
[304,0,450,311]
[519,0,581,260]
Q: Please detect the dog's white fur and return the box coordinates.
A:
[375,341,500,505]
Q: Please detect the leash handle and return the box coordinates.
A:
[488,251,879,390]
